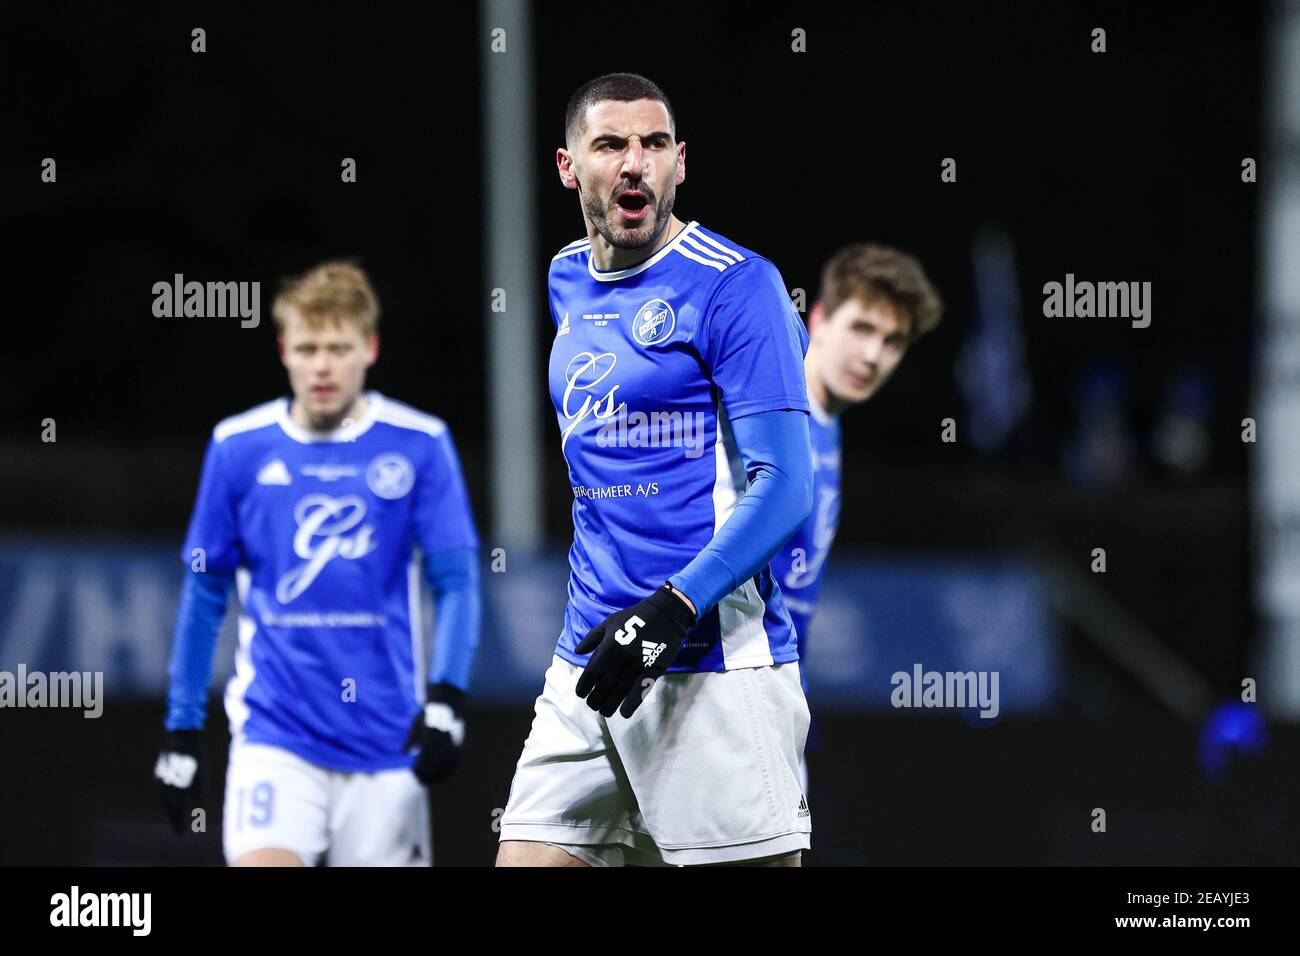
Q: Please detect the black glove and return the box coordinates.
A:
[405,683,466,786]
[574,583,696,719]
[154,729,204,835]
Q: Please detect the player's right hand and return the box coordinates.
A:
[154,729,204,835]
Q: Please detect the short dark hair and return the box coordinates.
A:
[818,244,943,341]
[565,73,676,147]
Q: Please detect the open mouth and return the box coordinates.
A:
[615,191,650,220]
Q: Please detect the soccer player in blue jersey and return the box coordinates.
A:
[769,244,943,790]
[152,262,481,866]
[497,73,815,867]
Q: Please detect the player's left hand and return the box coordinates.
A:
[574,583,697,719]
[405,683,466,786]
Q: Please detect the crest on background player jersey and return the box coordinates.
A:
[632,298,676,346]
[366,453,415,500]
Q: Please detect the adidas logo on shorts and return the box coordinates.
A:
[641,640,667,667]
[797,795,810,819]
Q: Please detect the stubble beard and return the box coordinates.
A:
[581,179,676,250]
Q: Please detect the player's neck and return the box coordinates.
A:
[804,355,844,420]
[290,392,369,434]
[589,214,685,273]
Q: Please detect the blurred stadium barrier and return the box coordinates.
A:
[0,535,1059,712]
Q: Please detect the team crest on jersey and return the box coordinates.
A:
[632,298,676,346]
[366,453,415,500]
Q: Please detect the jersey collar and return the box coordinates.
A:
[808,391,836,427]
[277,390,382,444]
[587,221,699,282]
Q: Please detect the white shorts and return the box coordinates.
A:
[499,655,811,866]
[222,737,431,867]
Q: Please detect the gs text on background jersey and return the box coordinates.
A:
[548,220,809,672]
[181,392,478,772]
[770,400,842,658]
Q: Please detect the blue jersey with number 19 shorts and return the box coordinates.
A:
[548,221,809,672]
[178,392,479,772]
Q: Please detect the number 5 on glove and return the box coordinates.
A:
[574,583,696,719]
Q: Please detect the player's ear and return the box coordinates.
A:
[557,147,579,190]
[675,140,685,185]
[808,301,825,335]
[277,336,287,366]
[365,333,380,367]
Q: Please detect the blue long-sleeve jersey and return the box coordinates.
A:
[769,397,842,680]
[548,221,813,671]
[164,392,481,772]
